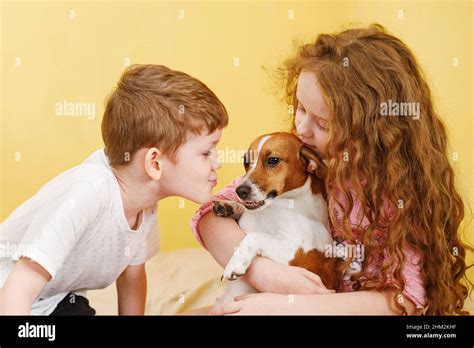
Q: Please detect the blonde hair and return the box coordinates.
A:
[280,24,473,315]
[102,64,228,166]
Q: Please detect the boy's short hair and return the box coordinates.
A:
[101,64,228,166]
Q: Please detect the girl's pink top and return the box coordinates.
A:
[190,176,426,313]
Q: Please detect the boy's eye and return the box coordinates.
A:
[203,148,215,156]
[267,157,280,167]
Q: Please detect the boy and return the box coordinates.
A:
[0,64,228,315]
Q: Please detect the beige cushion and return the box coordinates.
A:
[87,248,225,315]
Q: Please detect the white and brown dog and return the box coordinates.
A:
[213,132,341,304]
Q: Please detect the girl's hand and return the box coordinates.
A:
[210,290,410,316]
[210,293,299,315]
[245,257,336,295]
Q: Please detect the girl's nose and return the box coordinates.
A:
[296,117,313,140]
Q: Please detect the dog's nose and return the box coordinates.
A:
[236,185,251,200]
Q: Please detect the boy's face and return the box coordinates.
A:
[159,129,222,204]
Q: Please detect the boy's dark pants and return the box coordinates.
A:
[49,292,96,316]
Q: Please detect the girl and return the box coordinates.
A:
[191,24,472,315]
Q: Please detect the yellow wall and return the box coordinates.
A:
[1,0,351,249]
[1,0,472,265]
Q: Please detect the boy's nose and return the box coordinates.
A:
[211,152,221,170]
[213,158,222,170]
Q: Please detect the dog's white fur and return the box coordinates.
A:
[218,135,333,304]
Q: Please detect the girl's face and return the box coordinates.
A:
[295,71,330,161]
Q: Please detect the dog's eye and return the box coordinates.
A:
[267,157,280,167]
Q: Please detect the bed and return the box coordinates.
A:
[87,248,474,315]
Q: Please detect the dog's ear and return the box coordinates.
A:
[299,145,327,179]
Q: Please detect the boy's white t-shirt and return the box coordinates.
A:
[0,149,159,315]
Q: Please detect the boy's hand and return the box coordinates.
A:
[116,264,147,315]
[244,257,335,295]
[1,257,51,315]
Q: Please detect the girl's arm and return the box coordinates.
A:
[198,212,334,295]
[211,289,418,315]
[197,211,245,267]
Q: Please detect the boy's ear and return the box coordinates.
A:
[144,147,162,181]
[299,145,327,179]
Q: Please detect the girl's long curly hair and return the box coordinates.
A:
[279,24,473,315]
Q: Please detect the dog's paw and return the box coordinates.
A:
[213,201,239,218]
[222,254,251,281]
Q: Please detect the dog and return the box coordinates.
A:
[213,132,341,304]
